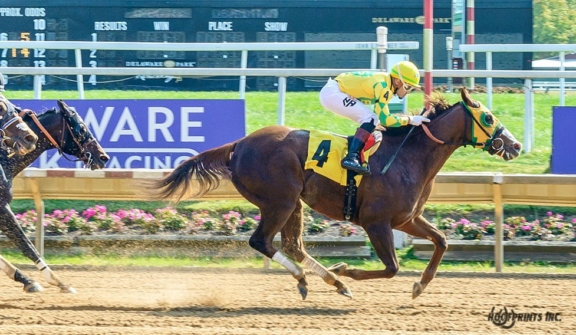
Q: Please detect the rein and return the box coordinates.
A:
[380,101,501,174]
[421,101,497,148]
[421,124,444,144]
[19,109,62,153]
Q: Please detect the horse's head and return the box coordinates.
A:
[0,93,38,156]
[24,100,110,170]
[459,88,522,160]
[56,100,109,170]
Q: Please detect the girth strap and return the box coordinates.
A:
[343,170,358,221]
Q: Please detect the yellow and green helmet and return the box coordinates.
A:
[390,61,421,88]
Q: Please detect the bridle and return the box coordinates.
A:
[420,101,505,152]
[380,101,506,175]
[19,108,96,167]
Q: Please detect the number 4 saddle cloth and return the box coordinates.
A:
[304,129,382,186]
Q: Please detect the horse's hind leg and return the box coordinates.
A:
[395,215,447,299]
[248,202,308,297]
[0,255,43,293]
[280,201,352,299]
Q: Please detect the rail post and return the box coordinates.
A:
[277,77,287,125]
[75,48,85,99]
[493,173,504,272]
[376,26,388,71]
[28,178,45,257]
[446,36,453,92]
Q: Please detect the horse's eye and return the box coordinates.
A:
[482,113,494,126]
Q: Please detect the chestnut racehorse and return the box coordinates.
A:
[151,88,522,300]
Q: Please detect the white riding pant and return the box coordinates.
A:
[319,78,380,127]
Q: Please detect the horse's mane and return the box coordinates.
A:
[21,108,58,123]
[381,92,458,137]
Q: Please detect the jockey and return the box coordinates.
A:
[319,61,429,176]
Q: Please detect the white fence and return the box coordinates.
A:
[3,41,576,152]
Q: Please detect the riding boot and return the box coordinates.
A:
[341,127,372,176]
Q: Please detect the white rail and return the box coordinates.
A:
[4,41,576,154]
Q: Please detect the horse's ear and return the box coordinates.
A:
[460,87,480,108]
[57,100,74,116]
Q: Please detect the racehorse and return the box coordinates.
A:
[150,88,522,300]
[0,100,109,293]
[0,92,39,156]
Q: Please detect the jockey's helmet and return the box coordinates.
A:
[390,61,421,88]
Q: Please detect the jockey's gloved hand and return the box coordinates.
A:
[409,115,430,126]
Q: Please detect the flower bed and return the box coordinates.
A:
[15,206,366,238]
[14,206,576,243]
[10,206,576,261]
[8,206,371,258]
[433,212,576,242]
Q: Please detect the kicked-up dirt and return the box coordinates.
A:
[0,265,573,334]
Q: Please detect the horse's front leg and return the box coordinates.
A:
[0,255,43,292]
[395,215,447,299]
[0,205,76,293]
[328,221,399,280]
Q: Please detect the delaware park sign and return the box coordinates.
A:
[13,99,245,169]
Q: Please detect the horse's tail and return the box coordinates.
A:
[148,141,238,203]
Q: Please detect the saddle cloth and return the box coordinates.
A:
[304,129,381,186]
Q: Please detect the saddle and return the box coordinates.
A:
[304,129,383,221]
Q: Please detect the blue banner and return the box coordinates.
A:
[552,106,576,174]
[13,99,245,169]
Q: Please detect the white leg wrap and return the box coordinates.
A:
[35,259,48,271]
[302,255,331,279]
[272,251,303,277]
[35,259,54,283]
[0,256,16,278]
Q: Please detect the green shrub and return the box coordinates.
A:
[155,207,188,231]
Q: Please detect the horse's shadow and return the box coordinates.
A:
[155,306,357,317]
[0,303,355,316]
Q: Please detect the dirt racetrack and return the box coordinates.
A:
[0,265,574,335]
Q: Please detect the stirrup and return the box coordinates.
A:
[341,159,371,176]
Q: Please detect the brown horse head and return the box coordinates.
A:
[458,87,522,160]
[0,93,38,156]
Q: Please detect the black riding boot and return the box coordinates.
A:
[341,126,372,176]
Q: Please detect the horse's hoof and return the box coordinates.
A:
[338,287,353,299]
[297,284,308,300]
[60,285,77,294]
[296,277,308,300]
[24,282,43,293]
[327,262,348,276]
[412,282,424,299]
